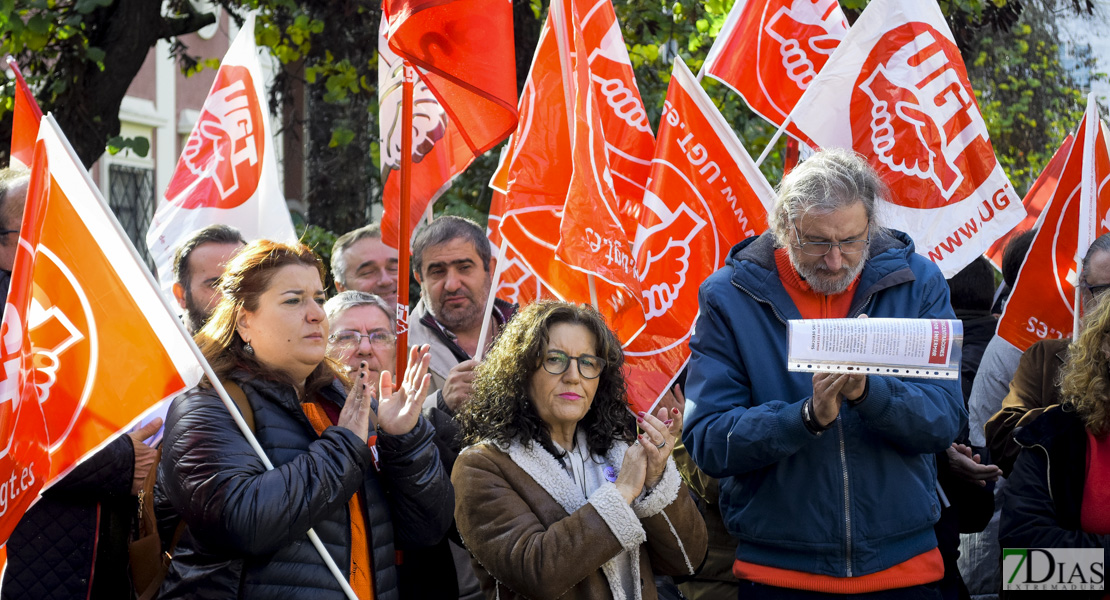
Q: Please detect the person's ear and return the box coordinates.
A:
[236,310,252,342]
[172,282,187,310]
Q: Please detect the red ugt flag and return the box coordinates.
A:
[997,100,1110,351]
[703,0,848,148]
[623,59,774,413]
[6,58,43,170]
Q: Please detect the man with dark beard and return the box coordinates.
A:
[407,215,516,600]
[684,149,965,599]
[171,224,245,334]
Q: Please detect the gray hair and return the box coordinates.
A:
[330,224,382,288]
[1082,232,1110,280]
[768,148,889,248]
[324,290,395,331]
[411,215,491,276]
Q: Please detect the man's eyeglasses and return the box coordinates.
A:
[541,350,606,380]
[328,330,396,349]
[792,222,870,256]
[1082,282,1110,298]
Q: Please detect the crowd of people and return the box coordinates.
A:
[0,147,1107,599]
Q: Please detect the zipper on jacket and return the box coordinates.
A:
[837,415,852,577]
[731,280,789,326]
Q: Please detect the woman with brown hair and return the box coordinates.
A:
[154,240,453,600]
[1000,289,1110,561]
[453,300,707,599]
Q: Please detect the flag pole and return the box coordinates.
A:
[42,114,360,600]
[1074,92,1099,335]
[396,60,415,376]
[754,115,791,168]
[474,238,509,361]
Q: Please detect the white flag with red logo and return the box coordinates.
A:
[0,115,203,549]
[703,0,848,148]
[146,14,295,298]
[6,59,43,170]
[997,99,1110,351]
[788,0,1024,277]
[624,59,774,413]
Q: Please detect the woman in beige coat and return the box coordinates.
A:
[453,301,707,600]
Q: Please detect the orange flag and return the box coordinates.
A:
[623,59,774,413]
[378,16,477,249]
[0,116,204,551]
[487,188,551,306]
[997,100,1110,351]
[494,0,649,342]
[383,0,518,157]
[703,0,848,148]
[6,58,43,170]
[984,134,1074,270]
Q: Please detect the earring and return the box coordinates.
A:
[244,341,254,355]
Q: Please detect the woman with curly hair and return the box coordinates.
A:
[453,300,706,599]
[1000,291,1110,560]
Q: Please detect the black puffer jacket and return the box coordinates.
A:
[154,372,454,600]
[2,434,135,599]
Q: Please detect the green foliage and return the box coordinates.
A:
[105,135,151,158]
[295,221,340,290]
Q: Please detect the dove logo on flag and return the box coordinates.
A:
[852,23,994,209]
[27,248,95,451]
[763,0,848,91]
[633,192,706,320]
[165,65,265,210]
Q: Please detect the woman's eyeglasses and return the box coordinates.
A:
[328,330,396,349]
[541,350,606,379]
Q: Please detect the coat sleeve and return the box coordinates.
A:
[852,266,967,454]
[999,446,1110,552]
[160,390,374,556]
[632,459,708,578]
[985,343,1054,477]
[42,433,133,499]
[376,415,455,549]
[453,446,638,600]
[683,288,820,478]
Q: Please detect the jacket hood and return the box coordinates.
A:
[725,229,918,317]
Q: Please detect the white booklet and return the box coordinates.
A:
[787,318,963,380]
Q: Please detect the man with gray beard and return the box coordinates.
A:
[683,149,965,598]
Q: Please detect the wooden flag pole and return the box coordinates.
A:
[397,60,415,376]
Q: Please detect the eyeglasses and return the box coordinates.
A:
[541,350,606,380]
[328,330,396,349]
[792,222,870,256]
[1082,282,1110,298]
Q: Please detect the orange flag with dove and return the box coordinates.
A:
[6,58,42,170]
[624,59,774,413]
[0,115,203,549]
[494,0,650,342]
[997,99,1110,351]
[985,134,1074,270]
[788,0,1024,277]
[703,0,848,148]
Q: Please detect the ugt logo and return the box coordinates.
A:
[1002,548,1105,591]
[851,23,996,210]
[762,0,847,92]
[165,65,265,210]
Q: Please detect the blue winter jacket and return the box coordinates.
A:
[682,230,966,578]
